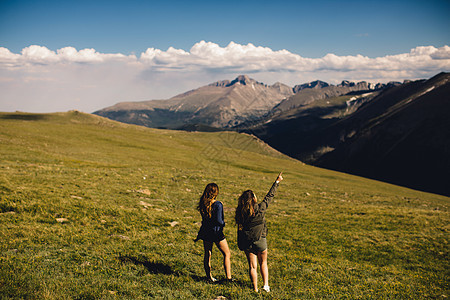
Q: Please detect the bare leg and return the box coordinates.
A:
[215,239,232,279]
[203,241,215,281]
[257,249,269,287]
[245,251,259,292]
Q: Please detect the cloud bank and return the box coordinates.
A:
[0,42,449,113]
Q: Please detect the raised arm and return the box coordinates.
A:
[258,172,283,213]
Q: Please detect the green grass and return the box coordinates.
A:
[0,111,448,299]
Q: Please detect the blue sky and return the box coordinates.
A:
[2,0,449,57]
[0,0,449,112]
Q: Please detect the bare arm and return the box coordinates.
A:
[258,172,283,213]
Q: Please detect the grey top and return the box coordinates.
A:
[237,181,278,250]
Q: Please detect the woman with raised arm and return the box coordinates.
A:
[195,183,232,282]
[235,172,283,293]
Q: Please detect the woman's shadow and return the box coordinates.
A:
[119,255,247,286]
[119,255,178,275]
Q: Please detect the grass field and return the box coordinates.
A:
[0,111,448,299]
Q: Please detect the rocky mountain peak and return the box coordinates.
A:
[226,75,254,86]
[386,81,402,88]
[271,82,294,96]
[293,80,330,93]
[209,79,231,87]
[338,80,356,87]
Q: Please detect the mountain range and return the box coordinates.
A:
[94,72,450,196]
[242,72,450,196]
[94,75,396,129]
[94,75,293,128]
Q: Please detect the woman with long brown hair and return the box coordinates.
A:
[195,183,232,282]
[235,172,283,293]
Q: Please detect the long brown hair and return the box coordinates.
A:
[197,183,219,218]
[235,190,257,228]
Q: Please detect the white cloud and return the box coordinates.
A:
[0,45,136,67]
[431,45,450,60]
[141,41,306,72]
[0,42,449,113]
[0,47,21,68]
[136,41,450,74]
[21,45,59,63]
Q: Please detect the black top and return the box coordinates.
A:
[195,201,226,242]
[237,181,278,250]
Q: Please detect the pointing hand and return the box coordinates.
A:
[277,172,283,182]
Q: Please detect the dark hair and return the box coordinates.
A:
[197,183,219,218]
[235,190,257,228]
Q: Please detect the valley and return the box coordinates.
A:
[94,72,450,196]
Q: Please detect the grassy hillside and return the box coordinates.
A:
[0,111,448,299]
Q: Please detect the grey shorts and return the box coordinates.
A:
[248,237,267,253]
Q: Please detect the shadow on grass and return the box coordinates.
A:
[119,256,179,275]
[0,114,49,121]
[119,255,248,287]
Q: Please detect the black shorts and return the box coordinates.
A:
[196,228,225,243]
